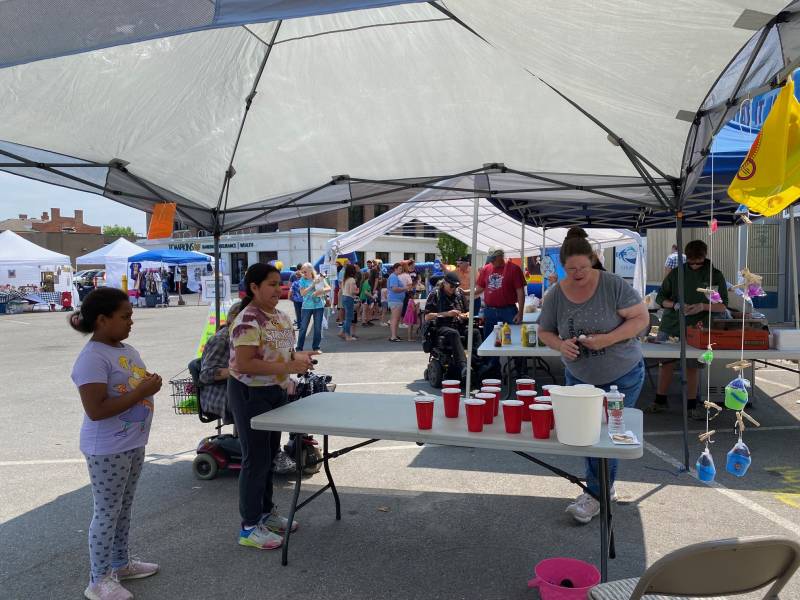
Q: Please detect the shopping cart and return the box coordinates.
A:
[169,376,199,415]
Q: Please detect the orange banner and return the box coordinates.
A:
[147,203,177,239]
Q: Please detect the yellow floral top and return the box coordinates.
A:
[229,304,295,388]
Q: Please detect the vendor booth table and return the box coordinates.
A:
[478,324,800,396]
[251,391,644,581]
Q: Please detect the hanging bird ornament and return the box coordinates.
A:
[724,376,750,411]
[732,268,766,301]
[697,287,723,304]
[699,346,715,365]
[696,447,717,482]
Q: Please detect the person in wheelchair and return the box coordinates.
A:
[422,272,481,385]
[194,302,243,424]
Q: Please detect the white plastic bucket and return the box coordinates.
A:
[548,385,604,446]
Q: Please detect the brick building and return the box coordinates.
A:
[0,208,105,264]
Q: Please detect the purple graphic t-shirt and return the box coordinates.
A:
[71,341,154,455]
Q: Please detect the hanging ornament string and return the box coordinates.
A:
[705,152,715,441]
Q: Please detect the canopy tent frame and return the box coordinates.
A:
[3,2,800,470]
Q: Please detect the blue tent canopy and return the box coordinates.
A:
[128,249,211,265]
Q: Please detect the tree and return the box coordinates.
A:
[437,233,468,265]
[103,225,136,238]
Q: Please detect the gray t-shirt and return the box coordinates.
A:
[539,271,643,385]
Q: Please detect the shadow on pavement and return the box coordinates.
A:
[0,459,647,600]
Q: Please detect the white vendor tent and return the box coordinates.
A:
[77,237,147,289]
[325,197,647,295]
[0,230,71,287]
[76,237,146,265]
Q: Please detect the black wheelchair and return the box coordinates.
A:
[422,319,483,388]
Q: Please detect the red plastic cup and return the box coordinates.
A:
[442,380,461,389]
[516,390,536,421]
[415,396,435,430]
[465,399,486,432]
[481,386,501,416]
[534,396,555,430]
[530,404,553,439]
[516,378,535,392]
[541,384,557,397]
[501,400,524,433]
[482,378,502,389]
[441,387,461,418]
[475,392,495,424]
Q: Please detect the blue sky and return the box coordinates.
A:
[0,171,147,234]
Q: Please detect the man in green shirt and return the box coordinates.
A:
[646,240,729,419]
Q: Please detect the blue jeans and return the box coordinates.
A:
[292,301,303,325]
[482,305,518,370]
[342,296,355,336]
[565,358,645,497]
[297,307,323,351]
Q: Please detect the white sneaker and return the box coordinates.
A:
[262,507,299,534]
[84,574,133,600]
[238,523,283,550]
[565,493,600,524]
[399,323,408,329]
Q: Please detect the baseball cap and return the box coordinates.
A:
[456,255,471,264]
[443,272,461,286]
[487,248,504,259]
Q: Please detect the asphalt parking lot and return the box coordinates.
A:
[1,301,798,599]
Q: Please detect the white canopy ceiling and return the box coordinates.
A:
[0,2,798,231]
[327,197,639,259]
[76,237,146,265]
[0,230,69,266]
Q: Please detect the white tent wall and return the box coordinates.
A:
[325,196,647,295]
[0,230,71,287]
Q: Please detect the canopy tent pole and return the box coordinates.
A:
[464,196,480,394]
[541,225,547,292]
[520,213,526,278]
[675,210,690,470]
[307,216,312,263]
[790,213,800,389]
[213,228,221,331]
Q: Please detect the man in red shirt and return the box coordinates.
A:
[473,248,525,372]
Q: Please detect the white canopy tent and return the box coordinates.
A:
[76,237,146,265]
[325,196,647,295]
[0,229,72,290]
[77,237,147,289]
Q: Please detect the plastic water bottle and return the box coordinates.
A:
[606,385,625,434]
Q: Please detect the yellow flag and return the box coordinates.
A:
[728,75,800,216]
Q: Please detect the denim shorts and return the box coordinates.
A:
[388,301,403,310]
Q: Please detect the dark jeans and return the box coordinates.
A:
[292,301,303,324]
[482,305,518,370]
[297,306,323,351]
[342,296,355,336]
[438,325,467,369]
[227,377,287,526]
[565,359,645,497]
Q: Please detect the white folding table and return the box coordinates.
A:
[478,324,800,394]
[252,391,644,581]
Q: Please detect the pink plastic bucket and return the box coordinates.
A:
[527,558,600,600]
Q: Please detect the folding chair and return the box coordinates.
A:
[589,535,800,600]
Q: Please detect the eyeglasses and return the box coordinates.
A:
[566,266,592,275]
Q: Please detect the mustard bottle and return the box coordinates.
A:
[501,321,512,346]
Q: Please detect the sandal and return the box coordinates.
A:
[643,403,667,414]
[389,337,401,342]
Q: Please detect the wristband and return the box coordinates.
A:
[673,302,681,311]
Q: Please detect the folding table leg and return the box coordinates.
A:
[323,435,341,520]
[281,433,305,567]
[598,458,614,582]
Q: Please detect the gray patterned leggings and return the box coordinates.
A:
[84,447,145,582]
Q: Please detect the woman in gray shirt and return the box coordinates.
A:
[538,227,649,525]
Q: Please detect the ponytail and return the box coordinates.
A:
[68,287,129,334]
[240,262,280,310]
